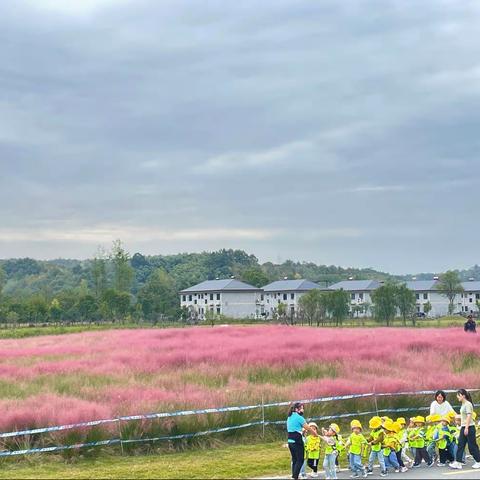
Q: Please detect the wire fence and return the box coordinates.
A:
[0,388,478,458]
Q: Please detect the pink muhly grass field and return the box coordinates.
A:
[0,325,478,432]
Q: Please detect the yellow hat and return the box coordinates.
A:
[369,417,382,429]
[396,417,406,426]
[441,415,451,424]
[350,419,362,429]
[329,423,340,434]
[391,422,401,434]
[426,415,433,422]
[446,411,456,420]
[383,419,395,432]
[430,414,442,423]
[414,416,425,424]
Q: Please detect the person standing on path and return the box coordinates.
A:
[449,389,480,470]
[287,402,317,480]
[430,390,455,417]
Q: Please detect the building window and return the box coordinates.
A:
[423,293,428,300]
[182,295,186,301]
[351,293,356,300]
[476,293,480,300]
[470,298,473,303]
[416,294,420,300]
[283,293,287,301]
[261,294,264,301]
[291,293,294,300]
[216,293,220,300]
[188,295,192,301]
[205,299,207,304]
[216,307,221,314]
[210,294,213,300]
[194,300,197,305]
[359,293,364,300]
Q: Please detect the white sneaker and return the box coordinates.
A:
[449,461,462,470]
[472,462,480,469]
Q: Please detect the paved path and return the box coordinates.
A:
[259,464,480,479]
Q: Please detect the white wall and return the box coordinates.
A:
[263,291,307,317]
[180,291,262,319]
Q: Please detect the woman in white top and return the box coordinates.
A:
[449,389,480,470]
[430,390,455,416]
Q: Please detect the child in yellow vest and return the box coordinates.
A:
[412,416,434,467]
[426,414,441,463]
[345,420,368,478]
[396,417,413,468]
[382,420,401,472]
[320,423,341,480]
[304,422,321,478]
[435,415,455,466]
[366,416,387,476]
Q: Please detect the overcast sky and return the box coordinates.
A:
[1,0,479,274]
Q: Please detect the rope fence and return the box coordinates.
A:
[0,388,477,458]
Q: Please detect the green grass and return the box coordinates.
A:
[0,441,291,479]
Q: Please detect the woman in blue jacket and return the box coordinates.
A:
[287,402,317,480]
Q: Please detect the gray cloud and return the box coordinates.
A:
[0,0,479,273]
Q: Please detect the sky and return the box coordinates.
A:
[1,0,479,274]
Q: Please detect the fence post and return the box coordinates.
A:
[116,417,125,456]
[261,396,265,439]
[373,390,379,417]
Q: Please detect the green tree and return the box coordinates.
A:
[91,247,107,299]
[371,283,397,326]
[395,284,416,326]
[437,271,463,315]
[110,240,134,293]
[298,289,327,326]
[49,298,62,322]
[137,269,178,322]
[27,295,48,323]
[0,265,5,300]
[423,301,432,318]
[240,267,270,288]
[77,295,98,322]
[325,289,350,326]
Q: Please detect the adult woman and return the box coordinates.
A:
[430,390,455,416]
[449,389,480,469]
[287,402,317,480]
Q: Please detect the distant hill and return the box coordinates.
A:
[1,249,478,299]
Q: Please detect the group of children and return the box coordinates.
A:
[300,411,475,479]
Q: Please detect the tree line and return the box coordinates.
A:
[0,243,475,325]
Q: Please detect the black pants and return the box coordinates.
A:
[456,426,480,463]
[289,442,305,480]
[307,458,318,473]
[414,447,431,465]
[396,451,405,468]
[439,447,454,464]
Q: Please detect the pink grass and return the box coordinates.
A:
[0,326,478,431]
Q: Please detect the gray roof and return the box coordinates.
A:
[180,279,260,293]
[405,280,439,291]
[329,280,381,292]
[262,279,323,292]
[462,281,480,292]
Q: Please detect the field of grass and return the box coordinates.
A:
[0,442,290,479]
[0,324,478,458]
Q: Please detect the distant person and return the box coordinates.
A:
[430,390,455,416]
[464,315,477,333]
[449,389,480,470]
[287,402,317,480]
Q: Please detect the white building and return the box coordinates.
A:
[405,280,449,317]
[262,279,323,318]
[179,279,263,320]
[328,279,380,316]
[459,281,480,314]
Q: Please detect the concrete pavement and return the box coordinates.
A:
[260,463,480,479]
